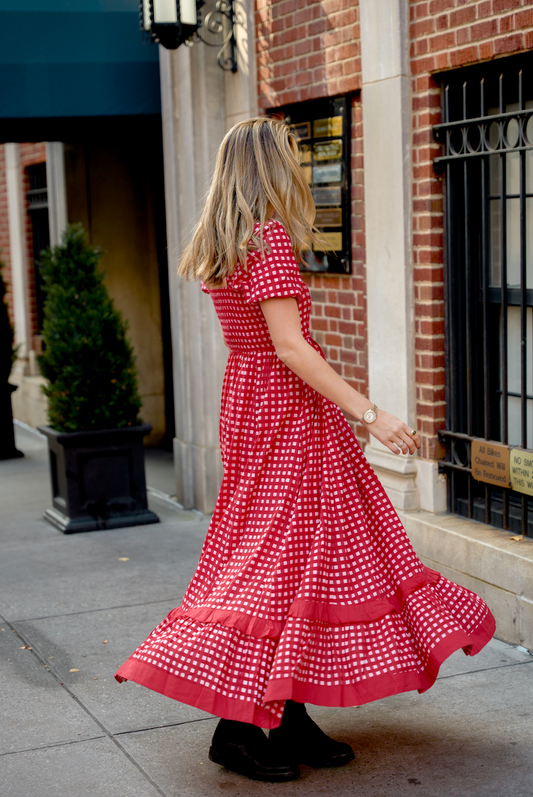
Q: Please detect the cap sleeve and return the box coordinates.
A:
[240,221,304,305]
[200,281,209,294]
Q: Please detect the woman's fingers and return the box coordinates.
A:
[370,412,421,455]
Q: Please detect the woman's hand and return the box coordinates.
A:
[367,410,421,456]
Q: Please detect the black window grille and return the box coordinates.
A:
[434,53,533,536]
[26,162,50,333]
[269,96,352,274]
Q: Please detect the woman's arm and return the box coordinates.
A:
[260,296,420,456]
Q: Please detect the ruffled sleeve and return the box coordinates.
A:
[238,221,305,305]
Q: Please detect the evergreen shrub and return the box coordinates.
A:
[0,257,16,384]
[39,224,142,432]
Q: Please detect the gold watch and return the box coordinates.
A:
[361,403,378,424]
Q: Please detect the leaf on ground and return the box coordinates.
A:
[19,645,32,650]
[69,668,80,672]
[510,535,524,541]
[102,640,108,644]
[118,557,129,561]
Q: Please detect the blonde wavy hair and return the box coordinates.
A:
[177,116,319,285]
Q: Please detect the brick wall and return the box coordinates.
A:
[20,143,47,344]
[410,0,533,459]
[256,0,361,109]
[0,146,13,323]
[256,0,367,439]
[0,142,47,345]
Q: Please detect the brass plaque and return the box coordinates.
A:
[314,139,343,161]
[314,207,343,227]
[313,116,343,138]
[313,163,342,184]
[313,232,342,252]
[510,448,533,496]
[290,121,311,141]
[471,440,511,487]
[313,186,342,206]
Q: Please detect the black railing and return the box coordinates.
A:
[434,55,533,536]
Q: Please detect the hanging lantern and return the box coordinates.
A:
[140,1,202,50]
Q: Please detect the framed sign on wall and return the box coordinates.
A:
[271,96,351,274]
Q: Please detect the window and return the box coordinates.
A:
[26,162,50,334]
[434,53,533,536]
[270,96,351,274]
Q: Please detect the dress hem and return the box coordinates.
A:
[114,609,495,729]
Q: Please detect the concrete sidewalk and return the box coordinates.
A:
[1,424,532,797]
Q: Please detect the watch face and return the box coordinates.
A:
[364,408,376,423]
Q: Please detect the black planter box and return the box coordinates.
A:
[38,423,159,533]
[1,383,23,460]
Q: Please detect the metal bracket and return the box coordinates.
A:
[188,1,239,73]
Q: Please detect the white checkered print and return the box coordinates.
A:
[116,221,495,728]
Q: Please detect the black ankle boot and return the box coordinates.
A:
[270,701,355,768]
[209,719,300,782]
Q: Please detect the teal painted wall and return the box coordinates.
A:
[0,1,160,118]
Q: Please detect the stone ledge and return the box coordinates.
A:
[399,509,533,651]
[365,445,419,510]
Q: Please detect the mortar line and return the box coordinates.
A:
[437,658,533,681]
[8,597,183,624]
[115,716,217,737]
[1,615,170,797]
[0,735,106,758]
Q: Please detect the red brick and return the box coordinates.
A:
[471,19,499,42]
[435,52,451,70]
[429,30,456,51]
[477,0,492,18]
[411,55,436,74]
[449,6,476,26]
[428,0,454,12]
[414,302,444,318]
[525,31,533,49]
[456,26,471,45]
[515,8,533,28]
[479,41,494,60]
[494,33,524,54]
[450,45,479,67]
[419,320,445,336]
[411,18,435,37]
[493,0,521,11]
[499,14,514,33]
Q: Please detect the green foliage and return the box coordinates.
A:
[0,257,17,383]
[38,224,142,432]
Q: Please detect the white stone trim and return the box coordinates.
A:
[360,0,418,507]
[158,3,259,512]
[45,142,68,248]
[5,143,30,360]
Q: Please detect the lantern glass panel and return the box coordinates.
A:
[153,0,177,23]
[181,0,197,26]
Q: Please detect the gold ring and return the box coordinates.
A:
[410,429,417,437]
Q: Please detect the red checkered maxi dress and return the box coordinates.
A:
[115,220,495,728]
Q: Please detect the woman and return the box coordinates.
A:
[115,118,495,783]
